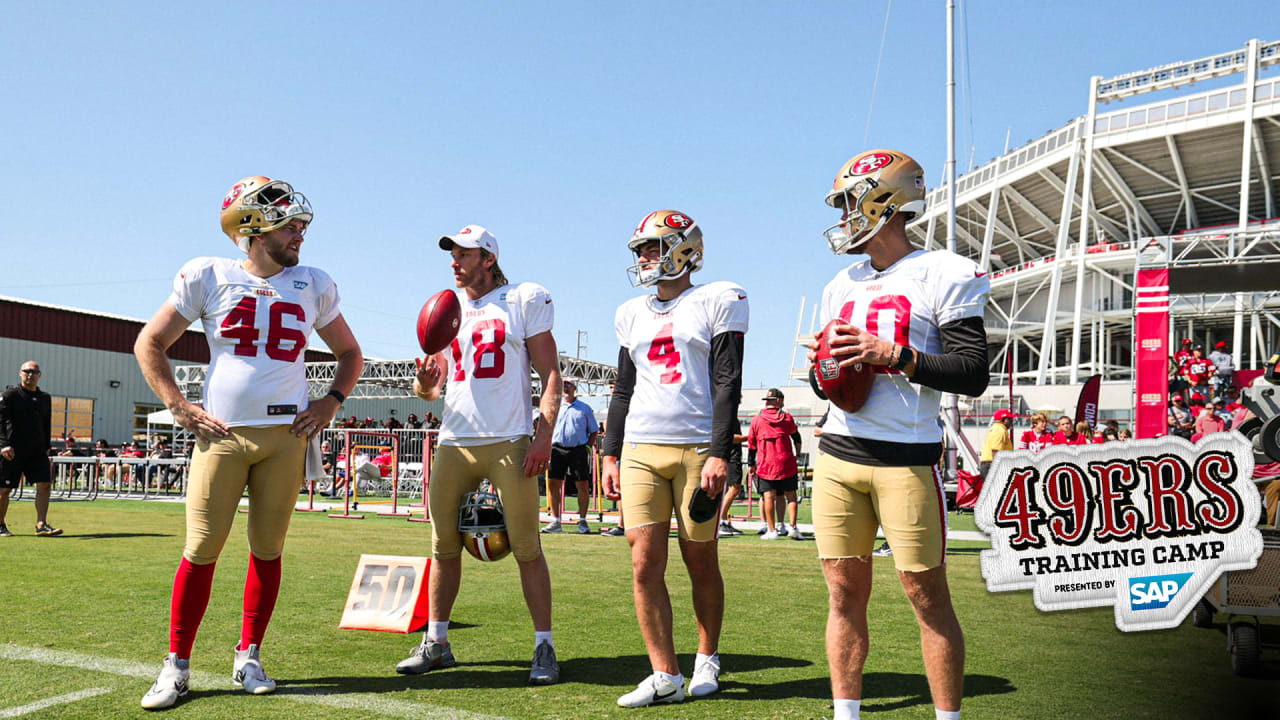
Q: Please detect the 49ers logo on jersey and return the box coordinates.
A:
[664,212,693,230]
[850,152,894,176]
[222,183,246,210]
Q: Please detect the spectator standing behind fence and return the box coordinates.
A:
[1194,401,1227,441]
[405,413,422,430]
[134,176,363,710]
[1017,413,1053,452]
[1209,341,1234,392]
[749,388,804,542]
[1183,346,1212,399]
[979,410,1014,478]
[543,380,600,535]
[0,361,60,538]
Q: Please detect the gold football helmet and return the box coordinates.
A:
[823,149,926,254]
[459,485,510,562]
[220,176,313,253]
[626,210,704,287]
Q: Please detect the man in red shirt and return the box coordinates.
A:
[1183,346,1212,398]
[1173,338,1193,369]
[748,389,803,541]
[1051,416,1076,445]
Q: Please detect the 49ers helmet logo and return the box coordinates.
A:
[222,183,246,210]
[665,212,693,230]
[851,152,894,176]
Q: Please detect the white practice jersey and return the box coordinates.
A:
[616,281,749,445]
[439,283,554,446]
[820,249,989,444]
[168,257,341,427]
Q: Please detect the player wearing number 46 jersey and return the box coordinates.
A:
[135,177,363,710]
[403,224,563,686]
[809,150,989,720]
[602,210,748,707]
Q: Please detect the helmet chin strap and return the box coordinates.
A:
[841,211,892,255]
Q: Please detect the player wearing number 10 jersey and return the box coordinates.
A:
[135,177,363,710]
[602,210,748,707]
[402,224,563,686]
[809,150,989,720]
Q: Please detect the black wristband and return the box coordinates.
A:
[326,389,346,404]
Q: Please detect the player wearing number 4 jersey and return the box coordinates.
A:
[808,150,990,720]
[402,224,563,686]
[602,210,748,707]
[135,177,363,710]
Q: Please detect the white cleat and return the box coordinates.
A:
[688,655,721,697]
[141,653,189,710]
[618,672,686,707]
[761,530,780,541]
[232,643,276,695]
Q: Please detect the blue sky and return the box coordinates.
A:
[2,2,1276,401]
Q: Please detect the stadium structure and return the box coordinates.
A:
[790,38,1280,442]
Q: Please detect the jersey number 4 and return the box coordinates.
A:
[838,295,912,375]
[647,323,683,384]
[219,297,307,362]
[451,319,507,380]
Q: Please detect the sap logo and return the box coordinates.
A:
[293,281,309,290]
[1128,572,1192,611]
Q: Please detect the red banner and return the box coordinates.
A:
[1134,269,1170,439]
[1075,374,1101,429]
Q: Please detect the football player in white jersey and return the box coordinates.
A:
[401,224,563,685]
[601,210,748,707]
[134,177,364,710]
[807,150,990,720]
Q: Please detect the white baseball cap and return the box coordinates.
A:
[439,224,499,260]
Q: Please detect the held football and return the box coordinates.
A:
[416,289,462,354]
[812,319,875,413]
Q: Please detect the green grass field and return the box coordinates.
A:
[0,499,1276,719]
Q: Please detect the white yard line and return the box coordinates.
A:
[0,644,515,720]
[0,687,113,718]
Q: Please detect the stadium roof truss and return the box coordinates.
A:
[176,353,617,401]
[903,39,1280,390]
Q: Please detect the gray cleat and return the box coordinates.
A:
[396,636,457,675]
[528,641,560,685]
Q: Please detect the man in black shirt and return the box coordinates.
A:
[0,361,61,537]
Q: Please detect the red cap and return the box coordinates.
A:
[993,409,1015,421]
[1215,341,1227,349]
[1191,393,1205,402]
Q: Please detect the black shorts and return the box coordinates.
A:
[726,461,743,486]
[1,454,51,489]
[549,444,592,484]
[757,475,798,494]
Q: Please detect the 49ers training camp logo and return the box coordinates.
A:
[976,433,1262,632]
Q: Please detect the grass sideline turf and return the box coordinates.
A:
[0,499,1275,719]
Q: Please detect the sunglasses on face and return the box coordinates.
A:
[21,369,40,374]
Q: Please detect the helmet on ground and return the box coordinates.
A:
[220,176,313,253]
[823,149,925,255]
[459,485,510,561]
[626,210,703,287]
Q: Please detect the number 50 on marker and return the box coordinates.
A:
[339,555,431,633]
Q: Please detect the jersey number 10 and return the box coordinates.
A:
[219,296,307,362]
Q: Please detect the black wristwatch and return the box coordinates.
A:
[892,345,916,372]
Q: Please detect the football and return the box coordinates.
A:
[812,319,875,413]
[416,289,462,354]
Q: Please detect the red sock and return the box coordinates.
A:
[169,557,217,658]
[239,554,282,651]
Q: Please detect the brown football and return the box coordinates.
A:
[416,289,461,354]
[812,319,875,413]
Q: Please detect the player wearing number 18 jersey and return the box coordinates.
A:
[135,177,363,710]
[400,224,563,686]
[602,210,747,707]
[809,150,989,720]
